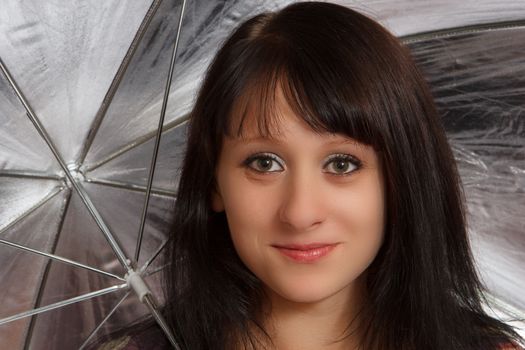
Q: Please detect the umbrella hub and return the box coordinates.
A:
[125,270,158,306]
[62,163,86,188]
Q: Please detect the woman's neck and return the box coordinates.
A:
[258,276,366,350]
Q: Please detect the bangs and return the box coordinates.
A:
[224,47,381,147]
[225,66,321,139]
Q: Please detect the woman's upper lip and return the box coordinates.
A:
[271,242,339,250]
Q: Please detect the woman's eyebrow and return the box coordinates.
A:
[323,138,360,146]
[234,135,284,145]
[232,135,362,149]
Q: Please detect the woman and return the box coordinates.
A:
[96,1,523,349]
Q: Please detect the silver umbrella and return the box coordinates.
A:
[1,0,524,349]
[0,0,188,348]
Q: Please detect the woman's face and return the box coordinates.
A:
[212,87,385,305]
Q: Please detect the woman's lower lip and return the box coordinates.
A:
[274,244,338,263]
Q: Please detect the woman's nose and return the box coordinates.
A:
[278,172,326,232]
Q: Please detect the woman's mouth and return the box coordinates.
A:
[272,243,339,263]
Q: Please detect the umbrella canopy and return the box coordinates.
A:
[1,0,524,348]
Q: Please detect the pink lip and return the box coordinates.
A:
[272,243,339,263]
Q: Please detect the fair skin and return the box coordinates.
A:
[212,85,385,349]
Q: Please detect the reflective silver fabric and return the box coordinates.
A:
[1,0,524,348]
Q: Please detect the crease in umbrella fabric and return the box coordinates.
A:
[1,0,524,349]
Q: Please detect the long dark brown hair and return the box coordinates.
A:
[164,2,522,349]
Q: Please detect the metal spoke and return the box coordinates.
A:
[77,0,164,166]
[139,239,169,274]
[0,284,127,326]
[0,238,124,282]
[78,291,131,350]
[144,262,170,278]
[401,19,525,44]
[134,0,187,264]
[144,294,181,350]
[83,116,188,173]
[23,189,72,349]
[0,170,62,181]
[86,178,177,198]
[0,57,132,272]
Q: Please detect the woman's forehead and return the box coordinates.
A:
[228,80,304,138]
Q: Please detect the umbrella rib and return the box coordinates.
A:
[134,0,187,264]
[83,115,188,173]
[0,283,127,326]
[0,57,133,271]
[139,239,169,274]
[0,170,62,181]
[86,177,177,197]
[0,238,125,281]
[78,291,131,350]
[22,189,72,350]
[144,262,170,278]
[77,0,164,166]
[143,294,182,350]
[401,19,525,44]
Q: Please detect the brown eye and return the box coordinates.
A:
[324,154,361,175]
[244,153,284,173]
[255,158,273,171]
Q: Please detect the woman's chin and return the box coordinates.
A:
[265,281,351,306]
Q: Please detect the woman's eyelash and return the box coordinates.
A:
[242,152,362,175]
[242,153,284,173]
[323,154,362,176]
